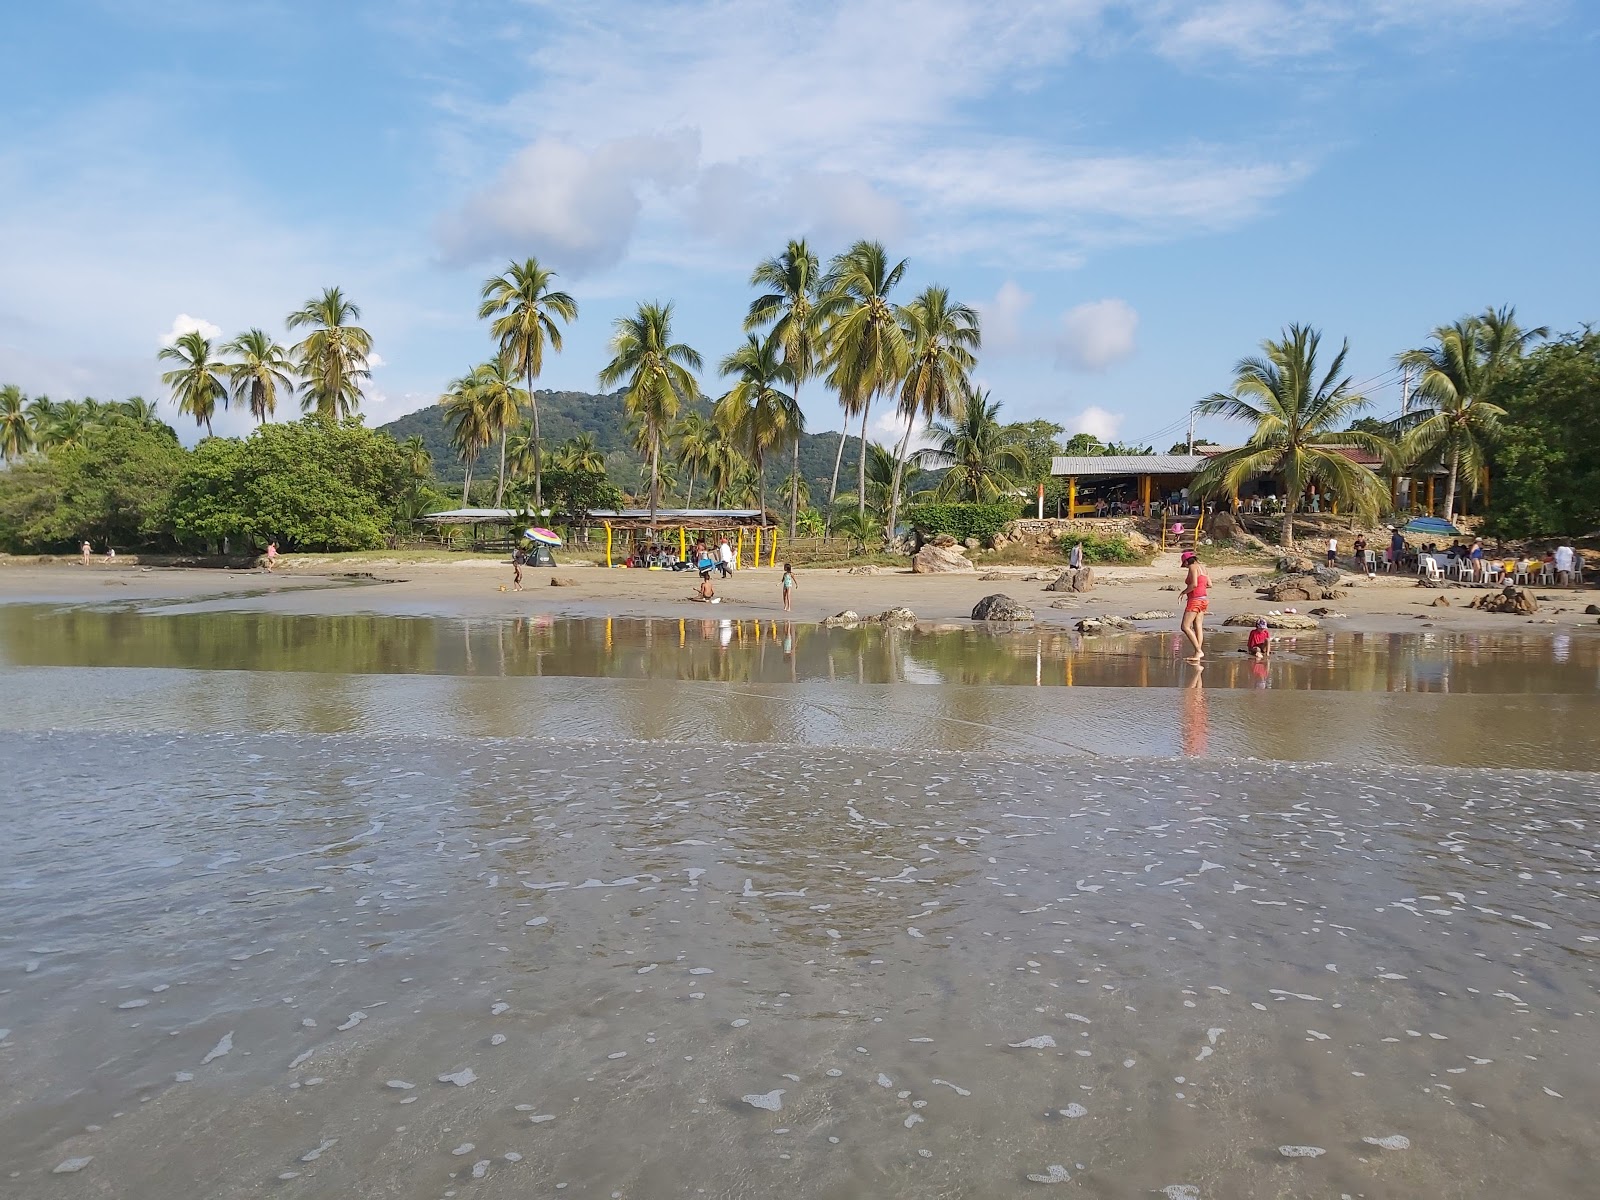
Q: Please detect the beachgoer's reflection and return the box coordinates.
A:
[1180,664,1208,757]
[1250,659,1270,689]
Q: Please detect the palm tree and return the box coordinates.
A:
[715,333,798,525]
[597,302,701,528]
[439,371,492,504]
[0,385,34,461]
[672,411,714,506]
[224,328,295,423]
[920,387,1030,502]
[1192,324,1392,548]
[746,239,825,539]
[1398,305,1547,519]
[120,396,162,428]
[888,284,980,537]
[46,400,91,450]
[830,506,879,554]
[822,241,910,520]
[855,440,924,519]
[464,356,528,508]
[703,422,746,508]
[287,286,371,420]
[479,257,578,512]
[549,431,605,473]
[158,330,229,435]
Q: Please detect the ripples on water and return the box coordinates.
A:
[1,732,1596,1198]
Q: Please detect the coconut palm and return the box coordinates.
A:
[849,440,924,520]
[158,330,229,435]
[461,356,528,508]
[919,387,1030,502]
[597,301,701,528]
[224,328,295,423]
[830,506,879,554]
[1398,306,1547,519]
[822,241,910,520]
[400,434,432,482]
[888,284,980,536]
[479,257,578,512]
[287,286,371,420]
[1192,324,1392,548]
[120,396,162,428]
[715,333,798,524]
[549,431,606,474]
[703,422,746,508]
[46,400,91,450]
[672,411,714,506]
[439,371,492,504]
[746,239,826,539]
[0,385,34,461]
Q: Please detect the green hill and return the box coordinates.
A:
[379,390,863,504]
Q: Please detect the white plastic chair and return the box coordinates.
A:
[1422,558,1445,586]
[1513,565,1532,586]
[1363,550,1378,575]
[1539,565,1555,586]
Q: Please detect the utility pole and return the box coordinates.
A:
[1186,410,1195,455]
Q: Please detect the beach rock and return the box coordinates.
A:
[1308,607,1346,617]
[821,610,861,627]
[1470,586,1537,615]
[1432,596,1450,607]
[932,533,959,547]
[963,537,981,550]
[1076,615,1133,634]
[1045,567,1094,593]
[980,571,1009,581]
[1127,610,1174,621]
[847,564,879,575]
[1226,612,1319,630]
[869,607,917,628]
[550,577,579,587]
[1277,554,1316,574]
[1585,604,1599,615]
[1258,577,1346,603]
[1048,598,1083,609]
[912,542,975,574]
[972,594,1034,622]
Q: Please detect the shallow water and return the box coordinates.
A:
[1,604,1597,1197]
[1,732,1596,1198]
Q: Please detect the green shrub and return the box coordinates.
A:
[904,501,1019,546]
[1059,530,1142,563]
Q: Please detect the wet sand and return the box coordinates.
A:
[3,559,1598,638]
[2,731,1596,1199]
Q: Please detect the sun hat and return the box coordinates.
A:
[1255,617,1268,629]
[1180,550,1197,563]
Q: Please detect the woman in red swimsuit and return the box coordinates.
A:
[1179,549,1209,662]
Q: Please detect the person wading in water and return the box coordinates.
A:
[1179,549,1209,663]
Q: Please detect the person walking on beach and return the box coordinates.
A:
[264,540,278,572]
[716,536,734,579]
[1069,541,1084,571]
[1554,541,1576,586]
[511,545,525,592]
[1325,534,1338,566]
[1179,549,1209,662]
[780,562,795,612]
[81,540,92,565]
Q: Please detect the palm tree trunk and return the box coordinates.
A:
[756,450,767,529]
[1443,446,1460,520]
[494,431,508,508]
[856,402,871,518]
[462,455,474,504]
[527,368,542,512]
[886,414,914,546]
[825,411,850,536]
[650,434,660,530]
[686,468,697,508]
[789,434,800,541]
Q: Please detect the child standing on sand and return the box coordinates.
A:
[781,562,795,612]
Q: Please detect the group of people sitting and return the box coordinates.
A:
[627,536,738,575]
[1411,538,1583,585]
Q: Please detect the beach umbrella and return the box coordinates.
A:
[1401,516,1462,537]
[525,527,563,545]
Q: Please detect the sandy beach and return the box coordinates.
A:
[4,556,1596,638]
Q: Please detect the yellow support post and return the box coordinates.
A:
[754,526,762,567]
[679,526,686,560]
[735,528,744,569]
[769,526,778,567]
[1068,476,1076,519]
[604,522,613,567]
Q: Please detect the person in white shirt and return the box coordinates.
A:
[1326,535,1338,567]
[1553,543,1576,586]
[716,537,735,579]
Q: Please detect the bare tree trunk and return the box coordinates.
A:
[886,413,914,547]
[825,411,849,535]
[789,433,800,541]
[856,401,871,518]
[527,369,543,512]
[494,431,508,508]
[1443,445,1460,521]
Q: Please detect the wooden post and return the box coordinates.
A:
[1481,468,1490,511]
[604,521,613,567]
[735,528,744,569]
[1068,477,1076,519]
[1426,476,1435,515]
[679,526,686,559]
[1141,474,1151,517]
[769,527,778,567]
[754,526,762,567]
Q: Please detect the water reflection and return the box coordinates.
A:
[1,606,1597,694]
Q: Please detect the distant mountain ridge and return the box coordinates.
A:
[379,389,863,500]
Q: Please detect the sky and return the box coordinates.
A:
[2,0,1597,451]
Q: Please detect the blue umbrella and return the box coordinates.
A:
[1402,516,1462,537]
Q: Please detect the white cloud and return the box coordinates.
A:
[368,352,386,368]
[435,132,700,272]
[1064,405,1125,441]
[1056,299,1139,371]
[159,313,222,347]
[978,280,1034,354]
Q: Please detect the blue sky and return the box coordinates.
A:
[2,0,1596,450]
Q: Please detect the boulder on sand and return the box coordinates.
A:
[550,577,579,586]
[971,594,1034,622]
[1470,586,1538,615]
[1045,566,1094,593]
[912,542,975,574]
[1225,612,1319,630]
[1075,615,1133,634]
[869,606,917,628]
[821,610,861,627]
